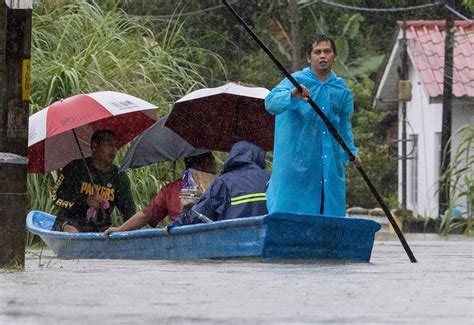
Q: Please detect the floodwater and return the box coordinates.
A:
[0,234,473,324]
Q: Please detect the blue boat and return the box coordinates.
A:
[26,210,381,262]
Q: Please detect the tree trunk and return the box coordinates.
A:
[288,0,301,71]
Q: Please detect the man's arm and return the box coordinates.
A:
[265,74,308,115]
[104,182,175,238]
[103,211,148,239]
[141,186,171,227]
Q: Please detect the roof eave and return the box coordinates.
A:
[373,29,403,111]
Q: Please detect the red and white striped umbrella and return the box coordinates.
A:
[28,91,158,173]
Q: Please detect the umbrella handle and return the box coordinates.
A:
[72,129,96,188]
[72,129,109,224]
[172,160,177,179]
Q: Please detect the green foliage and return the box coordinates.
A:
[346,143,397,208]
[438,125,474,236]
[334,37,349,64]
[334,13,365,68]
[28,173,57,214]
[463,0,474,12]
[349,55,385,80]
[316,15,329,35]
[112,0,397,213]
[27,2,226,227]
[240,51,283,89]
[30,1,223,110]
[27,0,450,232]
[341,14,364,40]
[346,106,397,208]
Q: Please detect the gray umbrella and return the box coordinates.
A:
[120,114,209,171]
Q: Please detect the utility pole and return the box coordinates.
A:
[398,21,409,218]
[288,0,301,71]
[438,0,455,217]
[0,1,32,269]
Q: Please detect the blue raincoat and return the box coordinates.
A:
[169,141,270,227]
[265,67,358,217]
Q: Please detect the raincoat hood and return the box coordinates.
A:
[222,141,266,174]
[303,67,337,83]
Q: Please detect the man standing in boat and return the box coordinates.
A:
[265,34,361,217]
[166,141,270,229]
[52,129,136,232]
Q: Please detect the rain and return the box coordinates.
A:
[1,1,473,324]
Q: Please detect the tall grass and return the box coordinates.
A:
[438,124,474,235]
[31,2,224,110]
[27,2,226,234]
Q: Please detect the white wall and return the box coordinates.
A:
[398,66,474,218]
[450,103,474,216]
[452,103,474,150]
[398,66,443,218]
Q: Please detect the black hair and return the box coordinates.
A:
[306,34,337,56]
[91,129,116,145]
[184,152,214,169]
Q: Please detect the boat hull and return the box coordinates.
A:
[27,210,380,262]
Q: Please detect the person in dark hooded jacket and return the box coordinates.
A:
[167,141,270,229]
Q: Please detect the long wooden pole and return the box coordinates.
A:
[222,0,417,263]
[0,1,32,269]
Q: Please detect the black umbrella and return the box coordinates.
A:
[165,82,273,152]
[120,114,209,171]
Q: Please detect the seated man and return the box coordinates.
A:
[166,141,270,231]
[52,129,136,232]
[103,152,217,238]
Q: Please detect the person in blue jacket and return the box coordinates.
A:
[166,141,270,229]
[265,34,361,217]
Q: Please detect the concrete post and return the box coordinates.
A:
[0,1,32,269]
